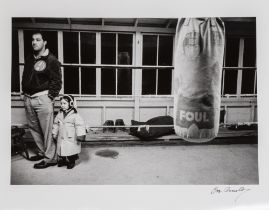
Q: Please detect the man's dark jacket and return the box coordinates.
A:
[22,51,62,99]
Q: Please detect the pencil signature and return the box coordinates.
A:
[210,186,251,203]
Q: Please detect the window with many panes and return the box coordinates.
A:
[101,33,133,95]
[11,30,19,92]
[62,31,133,96]
[63,31,96,95]
[142,34,174,95]
[222,36,256,96]
[242,37,256,94]
[11,27,256,97]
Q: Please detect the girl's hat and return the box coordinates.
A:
[60,94,77,109]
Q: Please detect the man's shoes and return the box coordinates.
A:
[29,155,44,161]
[33,160,57,169]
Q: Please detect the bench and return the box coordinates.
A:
[83,128,257,145]
[12,124,258,146]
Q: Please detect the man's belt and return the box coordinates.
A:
[24,90,49,98]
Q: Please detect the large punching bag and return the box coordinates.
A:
[174,18,225,142]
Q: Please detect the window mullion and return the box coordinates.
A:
[116,33,118,95]
[134,32,142,120]
[18,30,24,94]
[222,37,227,96]
[222,70,225,96]
[236,38,244,97]
[132,33,135,96]
[254,57,257,94]
[96,32,101,96]
[58,31,64,95]
[156,35,159,95]
[171,35,175,95]
[253,70,257,94]
[156,69,159,95]
[78,32,81,97]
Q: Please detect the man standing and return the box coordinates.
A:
[21,30,62,169]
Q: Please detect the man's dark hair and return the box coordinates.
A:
[32,30,48,41]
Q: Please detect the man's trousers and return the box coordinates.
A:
[24,94,56,162]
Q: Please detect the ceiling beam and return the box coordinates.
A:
[134,18,138,27]
[13,22,176,34]
[66,18,72,30]
[165,19,173,28]
[221,17,255,22]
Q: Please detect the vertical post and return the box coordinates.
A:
[78,32,81,97]
[236,38,244,97]
[102,105,106,125]
[132,33,135,96]
[58,31,64,95]
[171,35,175,95]
[222,37,227,96]
[166,105,170,116]
[116,33,118,96]
[254,58,257,94]
[134,32,142,120]
[224,105,228,126]
[250,104,255,123]
[96,32,101,97]
[221,70,225,96]
[156,35,159,95]
[254,68,257,94]
[18,30,24,94]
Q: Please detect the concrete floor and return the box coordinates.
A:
[10,143,259,185]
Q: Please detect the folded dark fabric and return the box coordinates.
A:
[130,116,175,140]
[130,120,146,135]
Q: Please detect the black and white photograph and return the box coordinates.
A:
[10,16,258,185]
[1,0,269,209]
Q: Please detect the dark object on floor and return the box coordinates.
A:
[103,120,115,133]
[115,119,126,132]
[57,158,67,167]
[66,155,78,169]
[95,149,119,159]
[58,154,78,168]
[228,124,258,131]
[11,126,29,159]
[67,162,75,169]
[29,155,44,161]
[33,160,57,169]
[130,116,175,140]
[130,120,146,134]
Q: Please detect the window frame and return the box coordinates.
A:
[100,31,135,96]
[222,35,257,98]
[141,33,174,96]
[12,28,256,99]
[61,31,135,97]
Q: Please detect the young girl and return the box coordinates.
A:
[52,94,86,169]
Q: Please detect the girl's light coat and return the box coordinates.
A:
[52,110,86,156]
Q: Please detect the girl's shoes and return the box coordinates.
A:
[58,156,77,169]
[67,161,75,169]
[57,159,67,167]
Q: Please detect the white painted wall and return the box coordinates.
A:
[11,97,257,126]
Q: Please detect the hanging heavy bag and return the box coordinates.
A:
[174,18,225,142]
